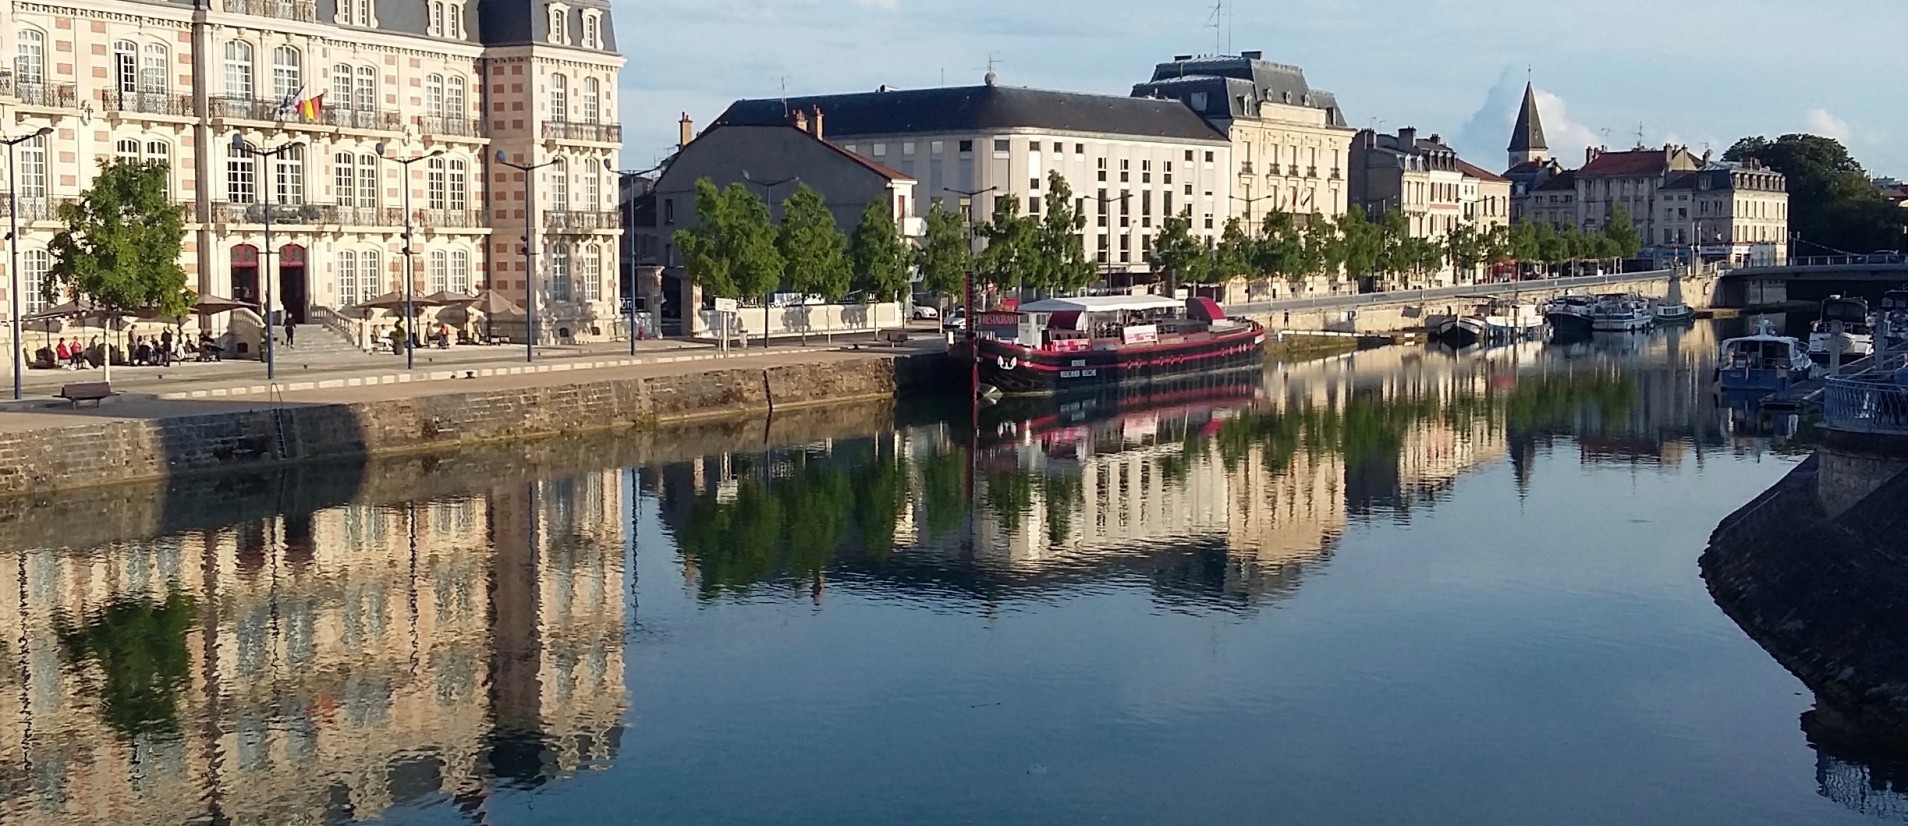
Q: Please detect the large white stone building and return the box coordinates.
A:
[0,0,625,344]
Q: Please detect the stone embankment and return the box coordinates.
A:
[0,352,952,498]
[1232,270,1713,334]
[1702,448,1908,747]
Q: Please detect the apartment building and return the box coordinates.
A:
[1654,162,1791,265]
[1350,128,1508,285]
[0,0,624,340]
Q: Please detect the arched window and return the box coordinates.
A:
[579,244,600,301]
[112,40,138,94]
[145,141,169,171]
[448,158,467,210]
[354,65,377,113]
[272,46,301,103]
[551,160,568,209]
[429,1,446,35]
[359,250,382,296]
[337,251,359,308]
[274,144,304,204]
[583,164,599,210]
[225,41,253,97]
[549,243,571,302]
[446,75,466,120]
[226,147,256,203]
[334,152,357,206]
[357,153,378,207]
[549,74,567,123]
[18,135,46,198]
[15,29,46,87]
[581,77,599,123]
[427,249,448,293]
[426,156,447,210]
[331,62,354,108]
[450,249,470,293]
[425,73,444,116]
[116,138,142,161]
[141,43,167,94]
[21,249,50,314]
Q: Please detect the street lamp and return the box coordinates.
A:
[605,158,667,356]
[945,186,997,402]
[740,170,798,349]
[1091,190,1130,291]
[375,143,443,370]
[231,132,304,382]
[3,126,52,400]
[495,150,564,362]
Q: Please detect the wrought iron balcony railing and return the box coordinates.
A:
[212,200,338,226]
[541,121,622,143]
[221,0,317,22]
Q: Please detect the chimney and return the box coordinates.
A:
[1428,133,1441,145]
[1173,54,1193,61]
[792,108,808,132]
[1585,145,1601,165]
[677,112,693,149]
[1241,50,1263,60]
[1397,126,1417,147]
[810,106,824,139]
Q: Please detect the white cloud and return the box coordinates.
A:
[1803,108,1851,142]
[1452,67,1601,171]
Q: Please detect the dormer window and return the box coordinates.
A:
[428,1,463,37]
[546,4,570,44]
[581,10,601,48]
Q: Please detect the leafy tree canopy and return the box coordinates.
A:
[848,200,912,302]
[47,158,190,315]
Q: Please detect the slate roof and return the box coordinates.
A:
[713,85,1228,143]
[1133,54,1348,127]
[1534,170,1577,192]
[1508,82,1546,153]
[1579,147,1692,178]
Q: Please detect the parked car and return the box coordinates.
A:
[911,304,939,320]
[942,308,967,332]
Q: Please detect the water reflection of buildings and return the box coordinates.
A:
[0,471,628,825]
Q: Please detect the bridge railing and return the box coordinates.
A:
[1823,376,1908,436]
[1790,253,1908,267]
[1226,269,1674,315]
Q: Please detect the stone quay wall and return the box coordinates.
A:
[1233,271,1716,335]
[1702,451,1908,745]
[0,353,954,498]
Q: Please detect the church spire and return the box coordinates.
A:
[1507,81,1548,166]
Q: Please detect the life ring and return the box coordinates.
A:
[996,355,1018,371]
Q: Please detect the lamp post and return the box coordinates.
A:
[606,158,667,355]
[375,143,442,370]
[495,151,564,362]
[1091,190,1130,293]
[741,171,798,349]
[2,126,51,400]
[231,133,303,382]
[945,186,996,401]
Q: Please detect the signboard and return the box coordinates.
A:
[977,313,1022,328]
[713,297,740,313]
[1122,324,1158,344]
[1051,337,1091,353]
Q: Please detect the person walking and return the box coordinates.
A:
[159,328,174,366]
[283,317,296,348]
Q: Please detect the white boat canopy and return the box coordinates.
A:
[1016,295,1183,314]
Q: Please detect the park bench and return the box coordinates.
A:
[57,382,116,408]
[880,329,911,346]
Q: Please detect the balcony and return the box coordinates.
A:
[100,89,190,118]
[544,210,618,232]
[209,95,283,122]
[211,200,338,226]
[421,115,487,139]
[1238,161,1254,175]
[1330,167,1342,180]
[11,82,77,109]
[0,197,68,222]
[415,208,487,229]
[337,206,405,227]
[1307,166,1318,178]
[328,106,402,132]
[541,121,622,144]
[221,0,317,21]
[1286,164,1299,177]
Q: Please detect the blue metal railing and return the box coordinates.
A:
[1823,376,1908,435]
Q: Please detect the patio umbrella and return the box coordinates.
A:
[420,291,477,306]
[466,289,524,316]
[354,291,446,313]
[190,293,253,316]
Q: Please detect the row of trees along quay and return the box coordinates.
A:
[673,170,1644,313]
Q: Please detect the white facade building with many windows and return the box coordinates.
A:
[0,0,624,342]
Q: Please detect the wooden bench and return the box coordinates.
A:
[57,382,116,408]
[880,328,911,346]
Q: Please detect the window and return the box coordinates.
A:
[446,75,467,119]
[357,153,377,206]
[580,245,601,300]
[550,243,571,301]
[331,63,354,108]
[583,164,599,211]
[274,145,304,204]
[426,73,444,116]
[992,139,1009,153]
[224,41,253,97]
[272,46,301,105]
[21,250,50,314]
[428,249,448,293]
[450,249,470,293]
[17,134,44,198]
[337,252,358,308]
[226,150,256,203]
[335,153,357,206]
[445,2,461,38]
[449,159,468,210]
[663,198,675,224]
[116,138,142,162]
[1120,158,1129,183]
[349,0,372,25]
[549,73,567,122]
[582,11,600,48]
[958,139,973,154]
[930,141,944,155]
[580,77,599,123]
[546,4,567,44]
[427,156,447,210]
[113,41,137,94]
[141,43,166,94]
[15,29,45,87]
[552,161,568,209]
[355,65,376,113]
[359,250,382,296]
[429,0,446,36]
[1096,158,1106,182]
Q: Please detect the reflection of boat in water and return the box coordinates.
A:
[1715,320,1813,394]
[978,369,1265,451]
[967,295,1265,396]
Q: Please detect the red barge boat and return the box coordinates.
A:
[964,295,1265,396]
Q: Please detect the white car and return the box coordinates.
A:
[942,309,967,332]
[911,305,940,320]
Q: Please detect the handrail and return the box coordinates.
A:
[1225,269,1677,315]
[1823,374,1908,435]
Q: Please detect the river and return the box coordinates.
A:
[0,322,1887,825]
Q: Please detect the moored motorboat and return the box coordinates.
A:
[1652,302,1695,324]
[1544,294,1596,337]
[1807,297,1875,362]
[968,295,1265,396]
[1429,298,1546,347]
[1715,320,1813,394]
[1589,294,1653,332]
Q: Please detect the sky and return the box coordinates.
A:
[610,0,1906,178]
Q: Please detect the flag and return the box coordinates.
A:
[297,93,324,122]
[277,84,302,118]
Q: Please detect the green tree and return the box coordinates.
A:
[1299,213,1343,290]
[1725,133,1907,253]
[976,195,1037,297]
[47,158,189,317]
[1372,210,1411,288]
[673,179,783,303]
[1034,171,1097,294]
[1212,217,1254,287]
[916,200,970,309]
[1508,221,1542,277]
[848,200,911,302]
[778,184,850,301]
[1446,224,1484,282]
[1252,211,1303,288]
[1149,208,1207,297]
[1602,203,1642,261]
[1335,210,1383,288]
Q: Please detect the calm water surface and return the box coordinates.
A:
[4,322,1887,825]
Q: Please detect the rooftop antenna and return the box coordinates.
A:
[975,53,1002,86]
[1598,126,1612,147]
[1635,121,1646,148]
[1205,0,1225,54]
[778,75,789,117]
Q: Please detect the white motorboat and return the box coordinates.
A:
[1808,320,1874,362]
[1589,294,1653,332]
[1715,320,1813,394]
[1428,298,1545,346]
[1653,302,1695,323]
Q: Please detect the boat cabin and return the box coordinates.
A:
[973,296,1238,352]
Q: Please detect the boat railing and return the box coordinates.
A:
[1823,376,1908,435]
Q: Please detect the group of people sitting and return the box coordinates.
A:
[35,329,224,369]
[369,320,466,354]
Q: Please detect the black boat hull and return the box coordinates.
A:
[1546,312,1594,336]
[972,325,1266,396]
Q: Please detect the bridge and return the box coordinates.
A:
[1718,254,1908,306]
[1227,269,1694,334]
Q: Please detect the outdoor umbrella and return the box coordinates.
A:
[465,289,524,316]
[420,291,477,306]
[354,291,446,313]
[32,301,127,382]
[190,293,252,316]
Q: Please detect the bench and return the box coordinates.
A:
[57,382,116,408]
[880,329,911,346]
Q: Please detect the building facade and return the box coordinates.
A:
[0,0,625,340]
[1350,128,1508,286]
[711,75,1234,280]
[1130,51,1353,227]
[1655,162,1791,266]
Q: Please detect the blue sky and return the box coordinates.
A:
[612,0,1905,178]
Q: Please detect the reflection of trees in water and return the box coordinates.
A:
[57,592,197,739]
